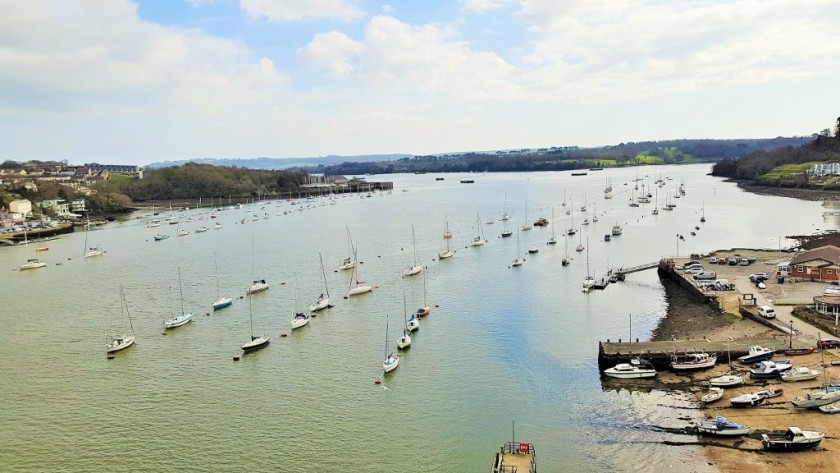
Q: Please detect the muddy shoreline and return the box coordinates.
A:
[734,179,840,201]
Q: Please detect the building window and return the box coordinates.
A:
[829,269,834,275]
[797,265,804,272]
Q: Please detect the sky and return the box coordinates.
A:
[2,0,839,165]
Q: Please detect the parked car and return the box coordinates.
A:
[708,257,719,264]
[685,260,701,267]
[686,267,705,276]
[817,338,840,349]
[739,259,751,266]
[749,273,769,282]
[717,258,728,265]
[757,306,776,319]
[728,258,739,266]
[694,271,716,280]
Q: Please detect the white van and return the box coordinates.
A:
[757,306,776,319]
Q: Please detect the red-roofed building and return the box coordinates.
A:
[789,245,840,282]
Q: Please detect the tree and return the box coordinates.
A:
[835,116,840,140]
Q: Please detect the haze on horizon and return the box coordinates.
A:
[2,0,838,166]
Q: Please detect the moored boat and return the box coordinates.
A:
[781,366,820,382]
[737,345,775,364]
[700,387,724,403]
[709,374,744,387]
[697,416,750,437]
[247,279,269,294]
[761,427,824,452]
[603,358,657,379]
[749,360,792,378]
[818,402,840,414]
[730,392,766,408]
[785,347,815,356]
[670,352,717,371]
[791,388,840,409]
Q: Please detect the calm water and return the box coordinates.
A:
[0,164,834,472]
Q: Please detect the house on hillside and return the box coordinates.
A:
[9,199,32,217]
[810,162,840,177]
[789,245,840,282]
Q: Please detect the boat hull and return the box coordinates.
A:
[603,370,657,379]
[106,335,136,353]
[383,356,400,373]
[212,297,233,310]
[242,336,270,352]
[309,298,330,312]
[291,316,310,329]
[698,426,749,437]
[438,250,454,259]
[403,266,422,277]
[347,285,372,296]
[761,438,822,452]
[247,283,269,294]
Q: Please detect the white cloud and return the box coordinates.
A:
[298,15,521,101]
[462,0,515,13]
[0,0,287,114]
[239,0,365,22]
[185,0,214,7]
[515,0,840,102]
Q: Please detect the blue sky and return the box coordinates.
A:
[2,0,839,165]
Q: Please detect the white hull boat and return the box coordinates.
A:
[792,388,840,409]
[212,296,233,310]
[164,312,193,329]
[248,280,269,294]
[310,297,330,312]
[697,417,750,436]
[603,359,657,379]
[700,387,724,403]
[20,259,47,270]
[709,374,744,387]
[781,367,820,382]
[106,334,136,353]
[348,284,372,296]
[670,352,717,371]
[438,249,454,259]
[512,258,525,267]
[397,332,411,350]
[730,392,766,408]
[291,312,310,330]
[403,265,422,277]
[242,335,270,352]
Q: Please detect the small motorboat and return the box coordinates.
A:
[818,402,840,414]
[737,346,775,364]
[670,352,717,371]
[781,367,820,382]
[700,387,724,403]
[749,360,792,378]
[755,386,784,399]
[697,416,750,437]
[603,358,657,379]
[527,246,539,254]
[784,347,815,356]
[730,392,766,408]
[761,427,824,452]
[709,374,744,387]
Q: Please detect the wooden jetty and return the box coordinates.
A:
[598,338,789,371]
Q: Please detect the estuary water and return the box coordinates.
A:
[0,164,834,472]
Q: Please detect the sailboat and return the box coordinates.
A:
[382,314,400,373]
[604,177,613,199]
[416,270,431,317]
[310,253,332,311]
[652,188,660,215]
[511,230,525,267]
[176,218,189,237]
[547,208,557,245]
[397,292,412,350]
[106,286,136,353]
[700,198,706,223]
[521,201,533,231]
[501,193,511,221]
[582,238,595,292]
[439,217,455,259]
[403,225,423,276]
[212,255,232,310]
[164,267,194,329]
[567,200,576,235]
[241,291,270,352]
[347,245,372,296]
[247,237,269,294]
[19,228,47,270]
[83,217,103,258]
[575,232,585,252]
[561,230,571,266]
[592,203,599,223]
[339,227,356,270]
[470,212,487,246]
[290,279,310,330]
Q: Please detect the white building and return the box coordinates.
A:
[9,199,32,216]
[810,162,840,177]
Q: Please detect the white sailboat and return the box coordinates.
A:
[547,208,557,245]
[382,314,400,373]
[339,227,356,270]
[415,269,431,318]
[439,216,455,259]
[562,231,571,266]
[470,212,487,246]
[567,200,576,235]
[83,217,103,258]
[582,238,595,292]
[347,245,372,297]
[511,230,525,267]
[19,228,47,270]
[241,291,270,352]
[106,286,136,353]
[397,292,411,350]
[501,193,511,221]
[212,255,232,310]
[700,198,706,223]
[521,201,532,231]
[247,236,269,294]
[290,279,310,330]
[164,267,194,329]
[403,224,423,277]
[575,232,585,252]
[309,252,332,312]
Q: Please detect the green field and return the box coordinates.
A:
[760,162,817,181]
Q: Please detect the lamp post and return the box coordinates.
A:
[676,234,680,258]
[789,319,794,349]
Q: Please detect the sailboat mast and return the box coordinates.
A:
[121,286,135,334]
[214,254,221,298]
[178,267,185,315]
[319,252,330,298]
[412,224,418,266]
[384,314,389,357]
[422,269,427,306]
[248,293,254,337]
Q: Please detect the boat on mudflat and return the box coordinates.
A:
[670,352,717,371]
[781,367,820,382]
[709,374,744,387]
[700,387,724,404]
[737,346,775,364]
[749,360,792,379]
[730,392,766,408]
[697,417,750,437]
[784,347,815,356]
[761,427,824,452]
